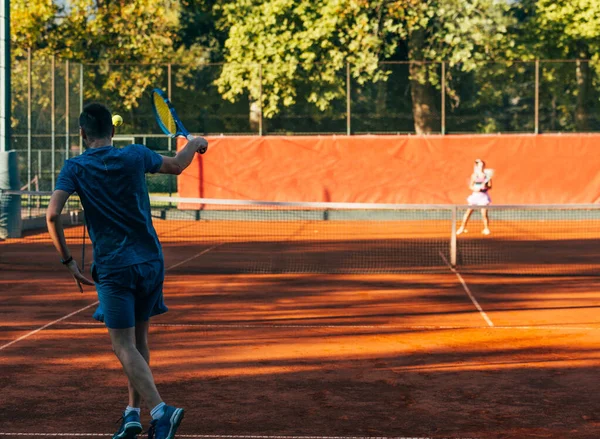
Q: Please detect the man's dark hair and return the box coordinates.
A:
[79,103,113,140]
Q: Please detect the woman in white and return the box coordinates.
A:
[457,159,492,235]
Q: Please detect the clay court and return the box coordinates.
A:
[2,208,600,439]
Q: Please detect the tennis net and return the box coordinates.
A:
[2,190,600,276]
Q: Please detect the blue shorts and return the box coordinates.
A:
[91,259,168,329]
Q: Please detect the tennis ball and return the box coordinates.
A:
[112,114,123,127]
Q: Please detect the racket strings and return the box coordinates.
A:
[153,93,177,134]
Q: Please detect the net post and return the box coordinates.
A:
[450,205,457,267]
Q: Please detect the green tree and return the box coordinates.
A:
[528,0,600,131]
[390,0,515,133]
[215,0,388,131]
[59,0,186,111]
[10,0,210,135]
[215,0,514,134]
[11,0,60,57]
[10,0,62,131]
[178,0,226,61]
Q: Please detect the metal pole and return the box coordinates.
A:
[168,63,172,150]
[65,60,70,160]
[27,48,32,191]
[346,62,351,135]
[258,64,263,136]
[450,205,457,267]
[0,0,10,152]
[535,59,540,134]
[441,62,446,135]
[51,55,55,189]
[79,63,83,154]
[37,149,41,188]
[167,63,172,101]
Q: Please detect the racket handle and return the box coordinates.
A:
[186,133,208,154]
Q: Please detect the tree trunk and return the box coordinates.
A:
[408,29,438,134]
[551,95,557,132]
[575,58,592,132]
[249,100,262,134]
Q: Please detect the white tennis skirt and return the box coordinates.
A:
[467,191,491,206]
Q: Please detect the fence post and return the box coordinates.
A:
[346,61,351,135]
[0,0,11,154]
[441,61,446,135]
[259,64,263,136]
[65,59,70,161]
[51,54,55,189]
[37,149,41,189]
[27,47,32,191]
[167,63,172,101]
[168,63,174,149]
[535,59,540,134]
[79,63,83,154]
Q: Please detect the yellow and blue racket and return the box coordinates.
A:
[151,88,207,154]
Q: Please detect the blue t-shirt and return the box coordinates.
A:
[55,144,164,269]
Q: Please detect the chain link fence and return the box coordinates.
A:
[9,52,600,191]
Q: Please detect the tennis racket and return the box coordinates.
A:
[472,169,494,191]
[151,88,207,154]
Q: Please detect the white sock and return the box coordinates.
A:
[151,402,166,420]
[125,406,140,417]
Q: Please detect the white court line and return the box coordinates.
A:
[57,321,600,331]
[0,435,106,437]
[439,251,494,327]
[166,245,220,270]
[0,244,219,352]
[0,301,99,352]
[0,434,425,439]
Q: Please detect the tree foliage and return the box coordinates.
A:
[214,0,515,132]
[9,0,600,134]
[214,0,388,118]
[519,0,600,131]
[10,0,210,135]
[533,0,600,57]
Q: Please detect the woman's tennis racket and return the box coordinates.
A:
[151,88,207,154]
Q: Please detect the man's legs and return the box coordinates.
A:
[108,325,163,411]
[457,208,474,234]
[127,321,151,408]
[482,208,490,235]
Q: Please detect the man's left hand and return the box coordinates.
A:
[65,260,95,293]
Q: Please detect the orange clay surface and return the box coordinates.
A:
[2,221,600,438]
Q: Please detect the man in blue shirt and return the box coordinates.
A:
[46,103,208,439]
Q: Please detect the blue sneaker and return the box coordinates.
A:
[113,411,143,439]
[147,406,185,439]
